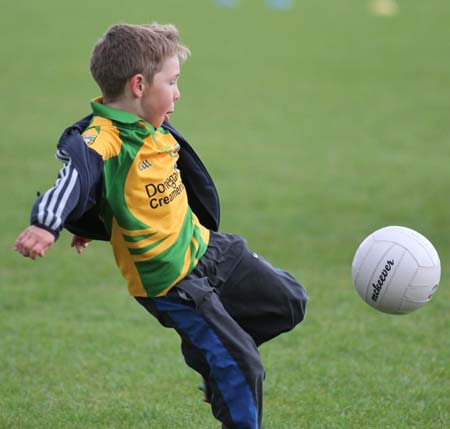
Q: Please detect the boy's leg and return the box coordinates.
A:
[220,253,308,346]
[136,278,264,429]
[205,232,308,346]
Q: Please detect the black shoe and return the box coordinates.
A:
[197,380,212,403]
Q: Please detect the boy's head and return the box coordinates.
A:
[90,23,190,103]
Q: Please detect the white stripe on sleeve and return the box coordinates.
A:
[50,169,79,230]
[43,163,72,226]
[37,161,79,229]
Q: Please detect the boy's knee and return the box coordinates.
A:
[246,353,265,380]
[278,271,308,328]
[292,285,307,326]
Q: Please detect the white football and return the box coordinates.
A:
[352,226,441,314]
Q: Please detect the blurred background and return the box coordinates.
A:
[1,1,449,428]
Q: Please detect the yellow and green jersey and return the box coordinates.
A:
[82,99,210,297]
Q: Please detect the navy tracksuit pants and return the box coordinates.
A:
[136,231,308,429]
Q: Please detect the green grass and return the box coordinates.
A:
[1,0,449,428]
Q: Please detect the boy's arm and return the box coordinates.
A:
[15,115,105,259]
[30,159,81,239]
[15,160,83,259]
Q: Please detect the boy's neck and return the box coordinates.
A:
[104,95,141,118]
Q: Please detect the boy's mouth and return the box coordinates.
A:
[164,111,174,122]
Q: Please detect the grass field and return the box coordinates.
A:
[1,1,449,428]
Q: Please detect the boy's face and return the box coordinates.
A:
[141,55,181,128]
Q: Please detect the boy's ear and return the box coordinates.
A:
[129,74,145,98]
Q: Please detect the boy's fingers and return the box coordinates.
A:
[24,243,42,260]
[75,241,89,253]
[71,236,90,254]
[34,242,50,257]
[14,232,30,252]
[70,236,78,247]
[15,228,54,259]
[16,237,36,257]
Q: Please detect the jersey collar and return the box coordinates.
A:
[90,97,156,132]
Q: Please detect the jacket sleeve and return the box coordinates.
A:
[30,158,82,240]
[56,115,110,241]
[30,115,106,241]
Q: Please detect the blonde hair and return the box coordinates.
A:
[90,23,190,101]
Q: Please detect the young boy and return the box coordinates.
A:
[14,23,307,429]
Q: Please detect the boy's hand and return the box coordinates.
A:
[70,235,92,254]
[14,226,55,260]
